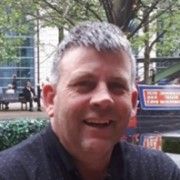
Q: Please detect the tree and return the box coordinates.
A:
[101,0,180,84]
[1,0,179,84]
[156,10,180,57]
[0,0,105,61]
[136,0,179,84]
[0,0,34,63]
[100,0,138,33]
[14,0,105,41]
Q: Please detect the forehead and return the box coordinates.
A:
[60,46,131,79]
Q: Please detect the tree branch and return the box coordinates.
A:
[149,30,166,52]
[73,0,103,21]
[128,0,178,39]
[100,0,114,23]
[37,0,75,26]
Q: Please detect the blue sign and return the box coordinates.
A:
[138,85,180,110]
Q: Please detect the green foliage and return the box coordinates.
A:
[0,0,105,61]
[162,137,180,154]
[0,0,33,62]
[39,0,105,30]
[6,0,105,29]
[156,11,180,56]
[0,118,48,151]
[129,0,180,83]
[130,1,180,57]
[0,0,179,74]
[0,36,22,62]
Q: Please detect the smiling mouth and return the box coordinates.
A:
[83,120,113,128]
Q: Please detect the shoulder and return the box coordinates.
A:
[31,87,35,92]
[23,87,27,91]
[0,132,42,162]
[0,132,45,179]
[121,140,164,157]
[120,141,176,166]
[120,141,180,180]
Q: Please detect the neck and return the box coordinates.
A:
[74,152,112,180]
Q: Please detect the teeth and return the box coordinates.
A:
[85,120,111,124]
[83,119,112,127]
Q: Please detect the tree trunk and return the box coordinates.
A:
[143,11,151,85]
[58,27,64,43]
[100,0,135,32]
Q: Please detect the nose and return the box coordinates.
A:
[90,83,114,110]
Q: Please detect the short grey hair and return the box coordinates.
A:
[50,21,136,84]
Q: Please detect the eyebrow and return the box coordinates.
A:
[69,72,96,82]
[110,76,131,89]
[110,76,128,83]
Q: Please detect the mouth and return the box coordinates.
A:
[83,119,113,128]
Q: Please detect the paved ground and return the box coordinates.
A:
[0,102,48,120]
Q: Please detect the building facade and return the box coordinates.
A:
[0,22,59,92]
[0,30,35,90]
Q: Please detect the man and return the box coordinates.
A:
[4,84,15,110]
[6,84,15,94]
[12,74,17,91]
[0,22,179,180]
[22,81,35,111]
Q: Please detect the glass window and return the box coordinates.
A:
[0,26,35,89]
[23,37,34,46]
[20,58,34,67]
[20,47,34,57]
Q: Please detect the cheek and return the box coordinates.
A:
[54,91,89,121]
[116,96,132,119]
[66,95,89,117]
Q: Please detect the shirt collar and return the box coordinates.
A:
[42,124,77,173]
[107,143,125,180]
[42,124,125,180]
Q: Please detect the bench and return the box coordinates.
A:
[0,93,27,110]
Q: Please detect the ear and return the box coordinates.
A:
[42,84,56,117]
[130,87,138,119]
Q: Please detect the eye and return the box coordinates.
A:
[75,80,95,93]
[108,82,127,94]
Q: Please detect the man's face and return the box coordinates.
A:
[27,81,31,87]
[44,46,137,156]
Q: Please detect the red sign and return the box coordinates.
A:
[144,89,180,106]
[141,134,162,150]
[138,85,180,110]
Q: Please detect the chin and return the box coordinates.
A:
[81,138,114,154]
